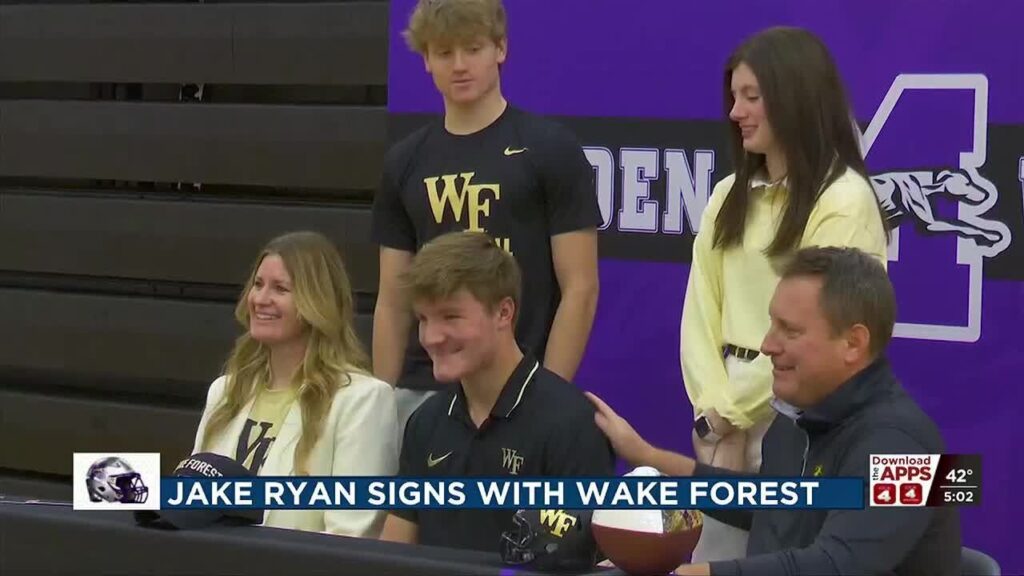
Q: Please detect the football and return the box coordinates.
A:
[591,468,703,575]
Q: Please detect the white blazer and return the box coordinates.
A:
[192,371,399,538]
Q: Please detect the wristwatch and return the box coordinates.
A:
[694,414,722,443]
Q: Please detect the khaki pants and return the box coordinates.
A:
[690,355,774,563]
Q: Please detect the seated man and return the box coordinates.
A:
[379,231,614,551]
[587,246,961,576]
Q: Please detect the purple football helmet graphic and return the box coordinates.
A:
[85,456,149,504]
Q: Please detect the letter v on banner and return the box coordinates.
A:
[860,74,1011,343]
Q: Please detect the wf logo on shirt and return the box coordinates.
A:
[424,172,512,252]
[502,448,525,475]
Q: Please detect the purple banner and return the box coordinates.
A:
[389,1,1024,572]
[390,0,1024,124]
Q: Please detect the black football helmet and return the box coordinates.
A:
[500,508,598,573]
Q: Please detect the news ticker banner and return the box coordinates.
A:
[73,453,981,512]
[160,477,856,510]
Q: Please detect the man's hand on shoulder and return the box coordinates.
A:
[586,392,700,477]
[585,392,654,467]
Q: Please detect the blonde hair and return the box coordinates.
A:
[402,230,521,322]
[201,231,369,475]
[403,0,507,55]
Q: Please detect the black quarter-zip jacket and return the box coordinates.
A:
[696,358,961,576]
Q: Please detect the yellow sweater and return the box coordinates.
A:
[680,168,887,429]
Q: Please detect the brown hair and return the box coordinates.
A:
[402,0,508,55]
[201,231,369,475]
[781,246,896,358]
[402,231,521,322]
[714,26,887,256]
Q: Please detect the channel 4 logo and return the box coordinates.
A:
[869,454,936,507]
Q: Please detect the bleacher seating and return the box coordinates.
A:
[0,0,390,497]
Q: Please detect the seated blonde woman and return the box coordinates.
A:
[193,231,398,538]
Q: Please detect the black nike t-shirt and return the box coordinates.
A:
[371,106,601,391]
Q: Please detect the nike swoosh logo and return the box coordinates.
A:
[504,147,528,156]
[427,451,453,468]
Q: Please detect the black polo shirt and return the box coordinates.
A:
[393,354,615,552]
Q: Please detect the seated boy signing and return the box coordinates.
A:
[379,231,614,551]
